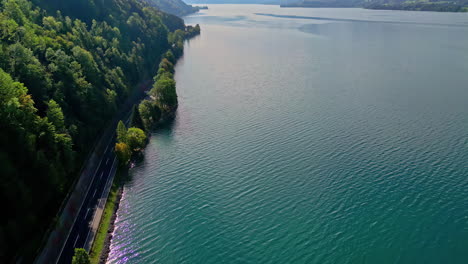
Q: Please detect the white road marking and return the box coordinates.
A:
[56,152,105,263]
[85,208,90,219]
[84,213,94,249]
[92,189,97,198]
[57,120,124,262]
[73,235,80,248]
[111,156,116,168]
[106,158,109,165]
[104,144,109,153]
[106,157,117,188]
[84,151,118,252]
[100,172,104,180]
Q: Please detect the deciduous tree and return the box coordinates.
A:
[126,127,146,151]
[72,248,90,264]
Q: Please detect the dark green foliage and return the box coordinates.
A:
[145,0,200,16]
[168,24,200,58]
[186,24,201,38]
[131,104,145,130]
[0,67,75,262]
[0,0,188,262]
[139,25,201,130]
[164,50,176,64]
[72,248,90,264]
[138,99,161,130]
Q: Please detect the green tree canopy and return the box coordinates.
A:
[164,50,175,64]
[72,248,90,264]
[158,58,174,74]
[115,142,131,166]
[46,99,65,133]
[126,127,146,151]
[138,99,161,130]
[116,120,127,143]
[0,0,190,263]
[150,76,177,108]
[0,0,196,260]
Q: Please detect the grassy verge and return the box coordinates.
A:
[89,173,122,264]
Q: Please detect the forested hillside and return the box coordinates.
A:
[0,0,188,262]
[280,0,468,11]
[146,0,200,16]
[365,0,468,12]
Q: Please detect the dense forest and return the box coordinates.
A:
[146,0,200,16]
[0,0,196,262]
[280,0,468,11]
[117,24,200,166]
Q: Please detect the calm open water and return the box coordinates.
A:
[108,5,468,264]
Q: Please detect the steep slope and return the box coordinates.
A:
[280,0,361,7]
[146,0,200,16]
[0,0,187,262]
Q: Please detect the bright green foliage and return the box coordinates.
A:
[115,142,131,166]
[115,120,145,163]
[150,76,177,109]
[0,0,190,262]
[72,248,90,264]
[126,127,146,151]
[138,99,161,130]
[116,120,127,143]
[0,67,75,262]
[46,99,65,132]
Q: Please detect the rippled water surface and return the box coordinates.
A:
[108,5,468,264]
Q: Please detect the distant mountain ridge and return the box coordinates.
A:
[188,0,279,4]
[187,0,467,12]
[281,0,360,7]
[280,0,468,12]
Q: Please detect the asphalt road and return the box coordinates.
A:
[57,134,117,264]
[34,82,148,264]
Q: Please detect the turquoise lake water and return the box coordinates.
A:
[108,5,468,263]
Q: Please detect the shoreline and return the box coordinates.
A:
[92,110,177,263]
[90,25,201,263]
[280,5,468,12]
[98,187,123,264]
